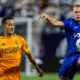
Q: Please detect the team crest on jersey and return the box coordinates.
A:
[1,43,6,46]
[15,40,18,44]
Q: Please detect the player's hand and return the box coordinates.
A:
[37,68,43,77]
[40,14,48,20]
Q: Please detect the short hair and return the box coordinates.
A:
[74,5,80,7]
[2,16,14,25]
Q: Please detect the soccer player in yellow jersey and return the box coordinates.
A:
[0,17,43,80]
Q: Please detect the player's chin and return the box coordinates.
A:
[76,18,80,21]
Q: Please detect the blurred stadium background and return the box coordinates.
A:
[0,0,80,80]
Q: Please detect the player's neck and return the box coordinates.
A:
[77,21,80,24]
[74,20,80,24]
[4,33,14,37]
[79,21,80,24]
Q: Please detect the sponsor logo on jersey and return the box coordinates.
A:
[1,47,20,54]
[73,33,80,38]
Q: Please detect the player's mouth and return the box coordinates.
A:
[10,28,14,31]
[77,17,80,19]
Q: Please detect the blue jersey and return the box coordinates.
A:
[63,18,80,57]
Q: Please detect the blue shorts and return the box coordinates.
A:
[59,53,80,80]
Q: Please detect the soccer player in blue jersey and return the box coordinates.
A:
[40,5,80,80]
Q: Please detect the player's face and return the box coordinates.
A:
[4,19,15,34]
[73,7,80,21]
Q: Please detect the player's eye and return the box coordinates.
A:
[8,23,15,26]
[7,23,12,26]
[13,24,15,26]
[75,11,78,13]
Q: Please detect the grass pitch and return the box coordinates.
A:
[20,73,80,80]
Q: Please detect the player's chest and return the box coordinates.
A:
[71,24,80,38]
[71,24,80,33]
[0,39,22,49]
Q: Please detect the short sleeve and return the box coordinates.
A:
[21,37,30,54]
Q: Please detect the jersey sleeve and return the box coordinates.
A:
[21,37,30,54]
[62,18,72,29]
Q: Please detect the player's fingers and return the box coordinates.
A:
[40,14,47,20]
[40,15,44,19]
[43,15,46,19]
[39,15,43,20]
[39,73,43,77]
[39,70,43,77]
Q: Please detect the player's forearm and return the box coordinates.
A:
[26,52,40,71]
[46,16,58,25]
[46,16,64,28]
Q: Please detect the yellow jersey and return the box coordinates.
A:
[0,34,29,74]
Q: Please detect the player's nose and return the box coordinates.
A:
[10,26,14,30]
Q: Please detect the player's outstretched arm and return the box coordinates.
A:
[40,14,64,28]
[26,52,43,77]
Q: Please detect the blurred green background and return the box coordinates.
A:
[20,73,80,80]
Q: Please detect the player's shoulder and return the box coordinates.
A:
[15,34,25,40]
[0,36,5,39]
[66,17,73,21]
[63,17,74,24]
